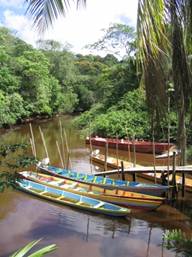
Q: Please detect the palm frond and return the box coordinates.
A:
[10,239,42,257]
[183,0,192,55]
[10,239,56,257]
[137,0,169,66]
[137,0,169,125]
[25,0,86,33]
[28,244,57,257]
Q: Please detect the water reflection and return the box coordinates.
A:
[0,115,192,257]
[0,187,188,257]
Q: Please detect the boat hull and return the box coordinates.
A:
[38,164,169,197]
[16,178,130,217]
[19,172,165,211]
[86,137,175,154]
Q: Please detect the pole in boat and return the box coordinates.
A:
[132,134,136,182]
[132,134,136,167]
[29,137,35,157]
[29,123,36,158]
[59,120,66,168]
[126,127,132,165]
[127,137,132,165]
[39,126,49,161]
[116,134,119,174]
[88,122,93,173]
[104,141,108,171]
[172,151,178,198]
[152,133,157,184]
[56,140,64,168]
[120,161,125,181]
[68,129,73,169]
[63,128,72,170]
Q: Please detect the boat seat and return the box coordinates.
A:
[25,182,31,189]
[49,181,60,186]
[64,183,78,189]
[94,202,104,208]
[78,196,84,204]
[94,176,104,183]
[128,181,139,186]
[69,172,78,178]
[39,190,47,195]
[57,196,64,200]
[114,180,128,186]
[86,175,95,182]
[77,173,86,180]
[70,182,78,188]
[105,178,114,185]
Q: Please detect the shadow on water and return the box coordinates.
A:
[0,115,192,257]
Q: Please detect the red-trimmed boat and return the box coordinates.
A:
[86,137,176,154]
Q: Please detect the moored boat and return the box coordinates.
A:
[37,161,169,197]
[15,178,130,217]
[91,150,142,169]
[19,171,165,211]
[86,136,176,154]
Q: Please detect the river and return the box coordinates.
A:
[0,115,192,257]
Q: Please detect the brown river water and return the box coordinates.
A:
[0,115,192,257]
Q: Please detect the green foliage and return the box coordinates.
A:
[16,50,53,115]
[58,91,79,113]
[74,103,105,128]
[0,143,28,157]
[75,89,151,139]
[0,26,142,130]
[163,229,192,257]
[87,23,136,58]
[0,143,37,191]
[0,172,16,192]
[0,30,82,126]
[9,239,56,257]
[92,110,150,138]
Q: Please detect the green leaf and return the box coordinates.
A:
[28,244,57,257]
[10,239,42,257]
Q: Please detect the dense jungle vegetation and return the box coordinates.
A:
[0,25,191,145]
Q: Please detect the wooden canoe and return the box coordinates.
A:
[86,136,176,154]
[19,171,165,211]
[37,162,169,197]
[16,178,130,217]
[90,152,142,169]
[90,152,192,192]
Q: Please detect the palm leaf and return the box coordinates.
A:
[28,244,57,257]
[137,0,169,128]
[25,0,86,33]
[9,239,56,257]
[10,239,42,257]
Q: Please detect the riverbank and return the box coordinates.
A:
[1,115,192,257]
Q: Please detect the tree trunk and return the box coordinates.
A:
[177,90,187,165]
[171,0,189,166]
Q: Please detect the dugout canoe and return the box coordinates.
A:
[19,171,165,210]
[37,161,169,197]
[86,136,176,154]
[15,178,130,217]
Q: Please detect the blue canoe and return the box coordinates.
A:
[38,162,169,196]
[16,178,130,217]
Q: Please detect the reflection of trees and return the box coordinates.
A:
[0,190,21,220]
